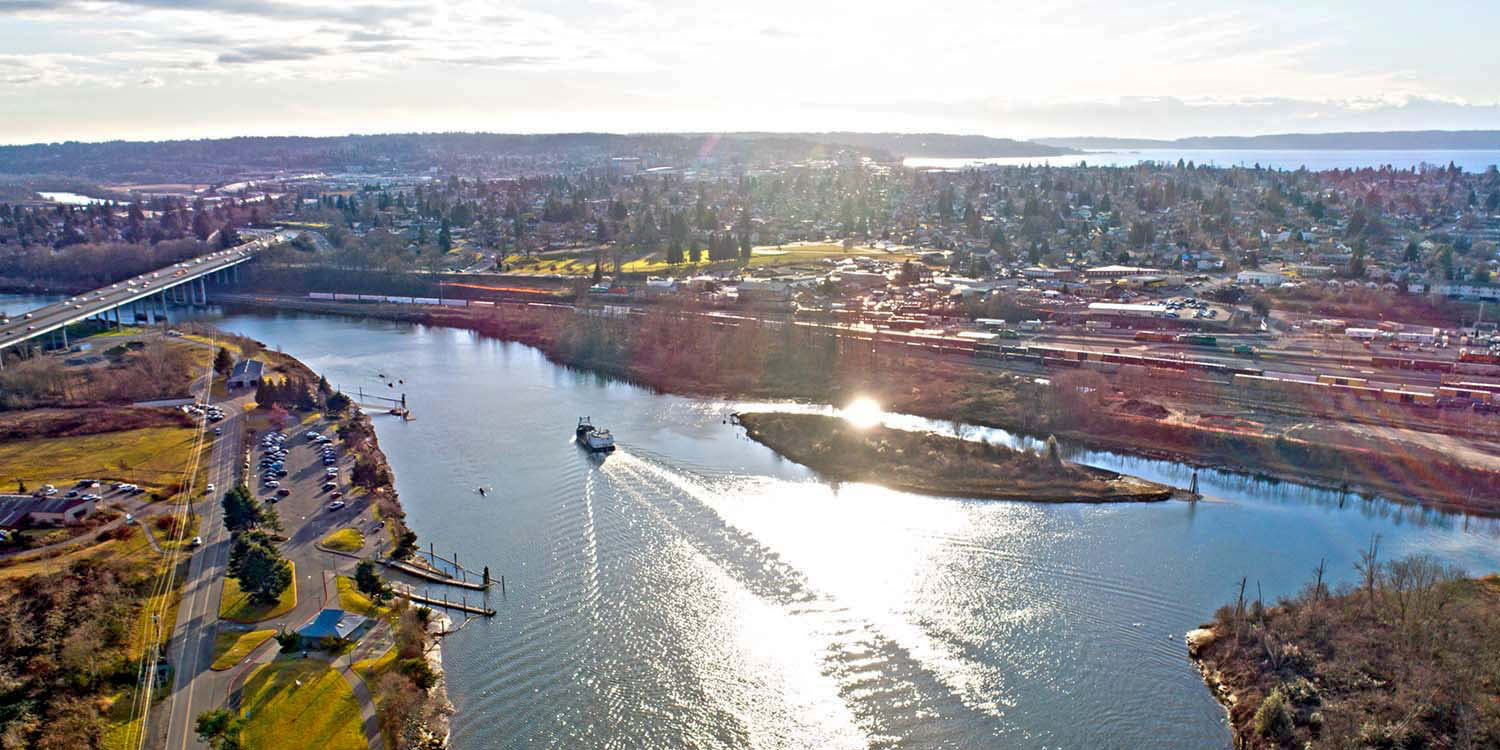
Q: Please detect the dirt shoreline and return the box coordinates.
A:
[220,295,1500,517]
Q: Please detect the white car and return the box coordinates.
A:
[326,500,346,511]
[191,536,203,547]
[205,483,214,493]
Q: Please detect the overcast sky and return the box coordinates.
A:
[2,0,1498,145]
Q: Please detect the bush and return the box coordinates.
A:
[273,630,301,652]
[1254,686,1295,742]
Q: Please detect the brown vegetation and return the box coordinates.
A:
[1191,546,1499,749]
[737,412,1172,502]
[0,337,200,410]
[0,406,190,441]
[0,558,160,748]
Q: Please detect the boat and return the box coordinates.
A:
[575,417,616,452]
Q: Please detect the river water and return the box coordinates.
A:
[6,296,1500,748]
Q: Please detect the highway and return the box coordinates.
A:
[0,233,289,360]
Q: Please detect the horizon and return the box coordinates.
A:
[4,1,1500,144]
[4,126,1500,151]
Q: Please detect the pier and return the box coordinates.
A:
[393,583,496,616]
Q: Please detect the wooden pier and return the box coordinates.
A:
[393,583,496,616]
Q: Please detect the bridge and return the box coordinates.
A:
[0,232,292,366]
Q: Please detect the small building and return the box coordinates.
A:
[227,359,264,389]
[0,495,97,529]
[1237,271,1286,286]
[297,608,369,642]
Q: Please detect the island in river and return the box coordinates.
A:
[736,412,1174,502]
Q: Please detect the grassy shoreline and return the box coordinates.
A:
[737,412,1174,502]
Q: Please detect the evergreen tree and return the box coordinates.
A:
[213,347,233,376]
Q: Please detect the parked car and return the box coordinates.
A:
[191,536,203,547]
[326,500,346,511]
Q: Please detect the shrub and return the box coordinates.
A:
[1254,686,1295,742]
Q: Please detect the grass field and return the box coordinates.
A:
[219,561,297,623]
[321,528,363,553]
[0,424,209,500]
[211,628,276,670]
[238,658,366,750]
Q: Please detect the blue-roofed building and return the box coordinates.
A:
[297,608,368,641]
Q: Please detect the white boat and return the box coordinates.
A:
[576,417,616,452]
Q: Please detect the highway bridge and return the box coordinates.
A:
[0,232,291,366]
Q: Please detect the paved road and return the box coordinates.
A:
[156,399,244,750]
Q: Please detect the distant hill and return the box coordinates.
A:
[738,132,1079,158]
[0,132,890,183]
[1037,130,1500,151]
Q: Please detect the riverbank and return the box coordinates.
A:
[1187,563,1500,748]
[737,412,1174,502]
[219,295,1500,515]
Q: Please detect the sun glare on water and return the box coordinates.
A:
[841,397,884,429]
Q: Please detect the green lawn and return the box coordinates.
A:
[321,528,363,553]
[238,658,366,750]
[211,628,276,670]
[219,561,297,623]
[336,574,386,618]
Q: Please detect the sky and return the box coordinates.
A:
[1,0,1499,145]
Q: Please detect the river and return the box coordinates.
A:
[7,297,1500,748]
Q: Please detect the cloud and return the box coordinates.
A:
[2,0,423,25]
[216,44,330,65]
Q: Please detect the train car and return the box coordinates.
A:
[1329,383,1383,401]
[1042,356,1082,368]
[1316,374,1369,387]
[1446,380,1500,394]
[1134,331,1176,343]
[1438,386,1493,404]
[1381,389,1437,406]
[1459,348,1500,366]
[1175,334,1218,347]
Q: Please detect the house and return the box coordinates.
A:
[227,359,264,389]
[0,495,97,529]
[297,608,369,642]
[1435,282,1500,301]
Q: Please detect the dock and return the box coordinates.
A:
[384,558,490,591]
[393,583,496,616]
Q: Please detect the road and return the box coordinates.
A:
[156,398,244,750]
[0,234,288,357]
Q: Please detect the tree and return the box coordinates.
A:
[355,560,391,604]
[16,479,25,494]
[326,391,352,415]
[688,238,701,263]
[228,531,292,606]
[221,484,263,533]
[267,403,290,430]
[195,708,242,750]
[217,222,240,249]
[213,347,233,377]
[438,218,452,254]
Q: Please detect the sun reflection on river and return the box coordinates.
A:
[841,396,884,429]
